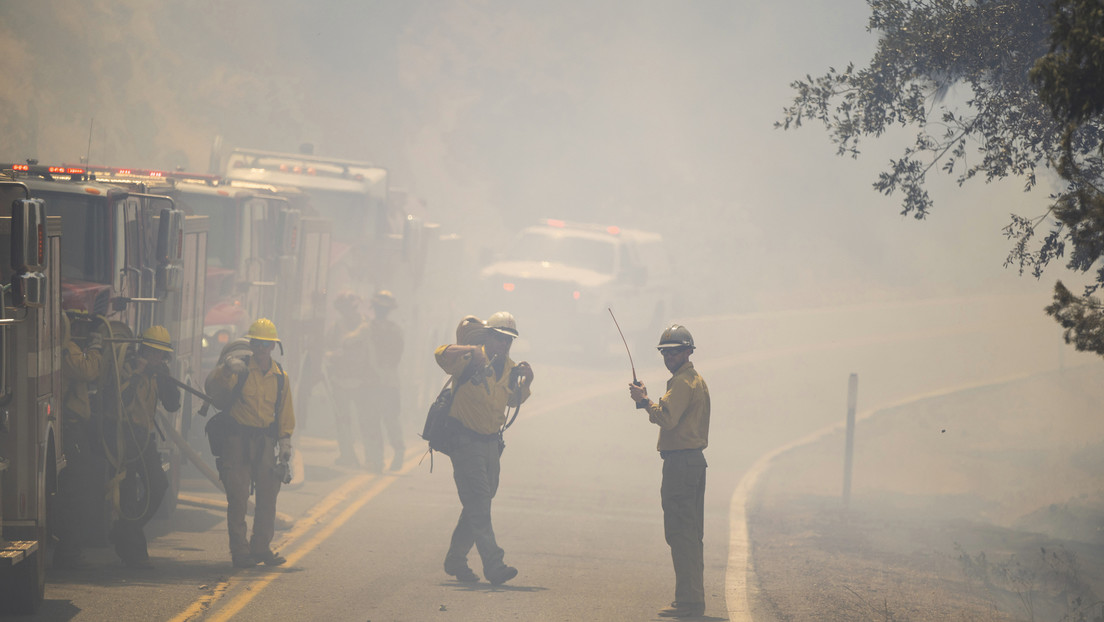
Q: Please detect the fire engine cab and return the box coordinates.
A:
[0,179,62,614]
[0,162,208,524]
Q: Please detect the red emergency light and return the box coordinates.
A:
[547,219,566,228]
[606,225,620,235]
[503,282,515,292]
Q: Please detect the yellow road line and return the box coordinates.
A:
[169,447,425,622]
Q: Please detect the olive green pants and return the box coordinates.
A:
[445,435,507,576]
[220,428,281,561]
[661,449,707,605]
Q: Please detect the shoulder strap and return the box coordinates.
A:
[271,361,286,437]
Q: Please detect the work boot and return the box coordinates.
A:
[657,601,705,618]
[444,563,479,583]
[485,564,518,585]
[253,550,287,566]
[233,555,259,568]
[389,453,403,472]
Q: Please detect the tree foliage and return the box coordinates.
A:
[778,0,1104,355]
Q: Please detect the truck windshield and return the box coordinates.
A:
[303,188,379,243]
[510,230,617,275]
[172,192,237,268]
[38,191,113,284]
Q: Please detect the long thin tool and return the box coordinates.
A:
[608,308,647,408]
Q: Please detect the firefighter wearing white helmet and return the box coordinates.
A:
[485,311,519,338]
[205,317,295,568]
[433,311,533,585]
[628,324,710,618]
[111,325,181,569]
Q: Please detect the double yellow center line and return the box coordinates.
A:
[170,447,429,621]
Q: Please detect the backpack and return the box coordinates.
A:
[420,378,463,459]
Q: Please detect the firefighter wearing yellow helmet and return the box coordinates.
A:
[362,289,405,472]
[111,325,181,569]
[627,325,710,619]
[433,311,533,585]
[205,317,295,568]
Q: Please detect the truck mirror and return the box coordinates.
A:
[11,272,46,308]
[156,208,184,266]
[10,198,46,273]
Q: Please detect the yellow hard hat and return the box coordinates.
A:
[142,325,174,352]
[372,290,397,309]
[246,317,281,342]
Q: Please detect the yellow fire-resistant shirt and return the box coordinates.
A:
[119,357,182,431]
[208,356,296,438]
[435,345,531,435]
[646,361,710,452]
[61,340,102,420]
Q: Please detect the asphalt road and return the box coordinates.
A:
[26,294,1091,621]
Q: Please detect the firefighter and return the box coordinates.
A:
[628,325,711,619]
[361,289,405,472]
[206,318,295,568]
[53,312,104,567]
[325,291,365,467]
[111,325,180,569]
[435,312,533,585]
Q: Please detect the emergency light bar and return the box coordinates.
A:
[73,164,221,185]
[542,218,622,236]
[3,163,88,179]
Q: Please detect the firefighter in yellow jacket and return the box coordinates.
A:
[435,313,532,585]
[206,318,295,568]
[628,325,710,619]
[54,312,105,567]
[112,325,180,569]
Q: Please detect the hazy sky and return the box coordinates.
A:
[0,1,1065,312]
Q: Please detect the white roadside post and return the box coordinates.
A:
[842,373,858,509]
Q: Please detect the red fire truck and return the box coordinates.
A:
[0,163,208,522]
[0,179,62,614]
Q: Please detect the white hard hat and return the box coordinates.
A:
[485,311,518,338]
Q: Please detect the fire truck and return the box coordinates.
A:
[0,180,62,614]
[73,166,299,369]
[0,163,208,523]
[76,165,330,424]
[221,148,440,410]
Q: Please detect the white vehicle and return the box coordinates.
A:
[477,219,676,353]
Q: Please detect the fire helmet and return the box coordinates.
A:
[656,324,694,351]
[485,311,518,338]
[456,315,486,345]
[246,317,281,342]
[372,290,397,309]
[142,325,174,353]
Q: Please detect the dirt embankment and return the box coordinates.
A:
[748,364,1104,622]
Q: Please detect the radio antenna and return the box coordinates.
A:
[85,118,94,164]
[608,308,637,383]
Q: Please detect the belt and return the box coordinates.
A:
[458,426,500,442]
[659,447,703,459]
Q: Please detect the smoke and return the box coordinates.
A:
[0,0,1063,312]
